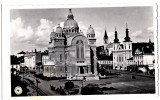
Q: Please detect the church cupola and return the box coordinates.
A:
[63,9,79,34]
[55,24,64,38]
[87,25,95,38]
[114,27,119,43]
[67,9,74,19]
[124,23,131,42]
[104,29,108,44]
[55,24,63,33]
[87,25,96,46]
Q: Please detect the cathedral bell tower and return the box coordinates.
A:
[113,27,120,69]
[87,25,97,75]
[103,29,108,49]
[123,23,132,69]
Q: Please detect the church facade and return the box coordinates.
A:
[43,9,98,80]
[112,26,132,70]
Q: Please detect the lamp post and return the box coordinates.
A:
[36,77,40,96]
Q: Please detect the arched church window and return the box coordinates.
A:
[60,54,62,62]
[76,40,84,59]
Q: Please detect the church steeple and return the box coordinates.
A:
[114,27,119,43]
[124,23,131,42]
[149,37,151,44]
[67,9,74,19]
[104,29,108,44]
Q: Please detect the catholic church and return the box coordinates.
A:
[43,9,98,80]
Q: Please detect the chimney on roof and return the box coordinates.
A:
[35,49,37,53]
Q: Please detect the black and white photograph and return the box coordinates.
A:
[9,6,156,96]
[1,1,159,100]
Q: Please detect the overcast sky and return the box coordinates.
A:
[10,7,154,55]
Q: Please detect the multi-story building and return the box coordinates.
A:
[42,50,49,65]
[24,52,36,69]
[132,42,154,69]
[24,49,42,69]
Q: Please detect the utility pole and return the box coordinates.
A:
[36,77,40,96]
[23,70,24,82]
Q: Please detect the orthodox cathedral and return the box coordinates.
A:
[43,9,98,80]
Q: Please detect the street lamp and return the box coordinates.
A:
[36,77,40,96]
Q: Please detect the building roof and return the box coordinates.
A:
[106,42,113,48]
[18,51,25,54]
[103,29,108,39]
[127,57,133,60]
[132,42,154,55]
[41,50,48,55]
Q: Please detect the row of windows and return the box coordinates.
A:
[55,33,64,37]
[124,44,131,49]
[134,56,143,60]
[42,56,48,59]
[117,56,123,62]
[114,44,131,50]
[64,29,79,33]
[135,61,143,65]
[99,61,112,64]
[77,61,85,63]
[87,34,95,38]
[135,52,142,54]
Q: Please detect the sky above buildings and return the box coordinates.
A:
[10,7,154,55]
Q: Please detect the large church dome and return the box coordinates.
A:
[64,19,78,29]
[63,9,79,33]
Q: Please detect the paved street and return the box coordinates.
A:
[21,72,155,96]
